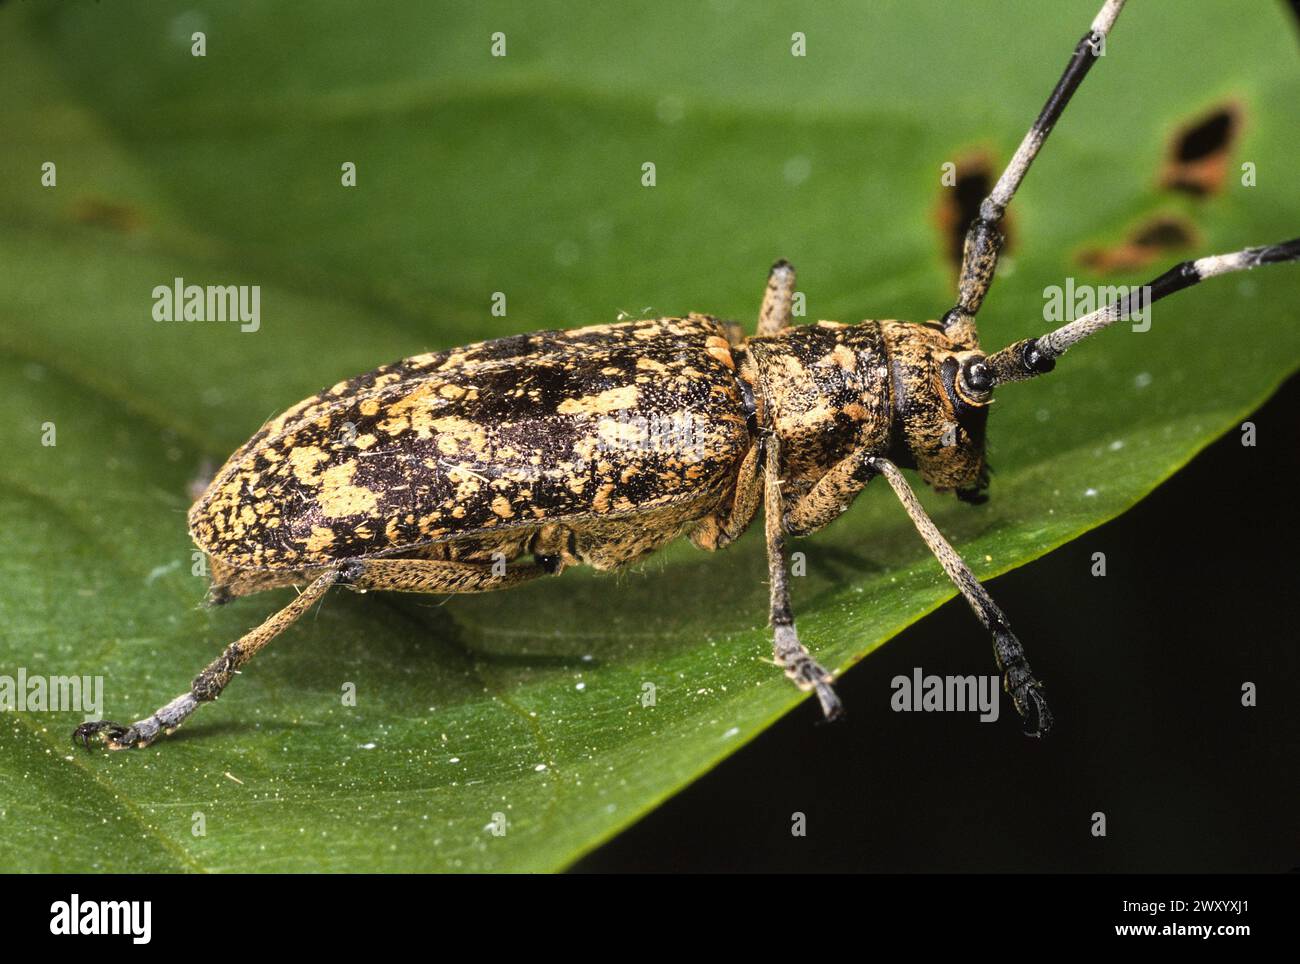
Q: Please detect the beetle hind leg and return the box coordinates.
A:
[75,565,350,750]
[348,557,548,593]
[76,557,550,751]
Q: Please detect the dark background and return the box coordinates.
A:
[578,375,1299,872]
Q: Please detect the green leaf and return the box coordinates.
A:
[2,0,1296,872]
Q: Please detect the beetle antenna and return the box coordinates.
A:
[940,0,1127,348]
[983,237,1300,386]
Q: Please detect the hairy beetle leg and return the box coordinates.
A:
[75,558,551,750]
[74,567,346,751]
[774,625,843,721]
[782,448,877,537]
[756,259,797,337]
[869,457,1052,737]
[763,441,844,720]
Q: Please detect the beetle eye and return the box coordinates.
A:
[956,356,994,406]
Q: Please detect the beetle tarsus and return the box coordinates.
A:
[784,660,843,722]
[995,628,1053,738]
[814,680,844,722]
[772,624,842,720]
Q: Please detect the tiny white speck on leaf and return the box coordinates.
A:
[656,96,685,125]
[783,155,812,185]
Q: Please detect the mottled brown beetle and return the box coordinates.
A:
[77,0,1299,750]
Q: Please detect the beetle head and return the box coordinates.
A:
[881,321,991,503]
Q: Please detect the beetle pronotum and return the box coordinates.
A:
[77,0,1298,750]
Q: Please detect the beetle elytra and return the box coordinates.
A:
[77,0,1299,751]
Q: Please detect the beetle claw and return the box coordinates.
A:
[204,584,233,607]
[73,720,148,751]
[1004,672,1053,738]
[1015,683,1053,738]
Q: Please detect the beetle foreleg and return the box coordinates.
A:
[868,457,1052,737]
[764,442,842,720]
[781,450,876,537]
[756,259,797,337]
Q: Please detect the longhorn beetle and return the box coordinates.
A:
[77,0,1298,750]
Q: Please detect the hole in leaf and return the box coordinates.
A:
[1160,102,1242,197]
[1076,214,1198,274]
[936,152,1013,275]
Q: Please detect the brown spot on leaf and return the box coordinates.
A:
[1076,215,1198,274]
[68,197,144,234]
[1160,102,1242,197]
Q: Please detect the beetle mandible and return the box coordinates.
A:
[77,0,1299,750]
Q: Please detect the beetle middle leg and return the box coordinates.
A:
[690,442,762,551]
[867,457,1052,736]
[76,557,547,750]
[763,441,842,719]
[756,259,797,337]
